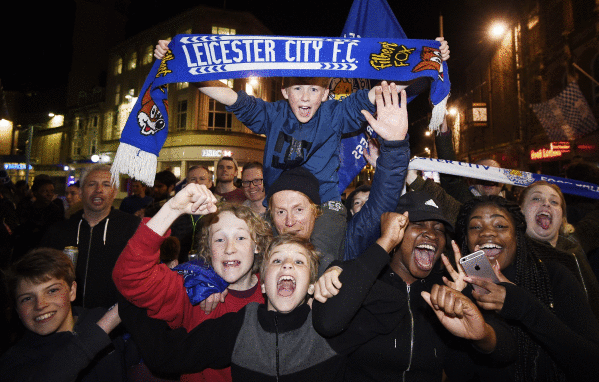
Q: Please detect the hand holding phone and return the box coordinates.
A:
[459,250,500,294]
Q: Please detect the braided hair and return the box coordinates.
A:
[456,196,565,382]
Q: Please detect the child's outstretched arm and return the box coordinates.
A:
[154,40,238,105]
[112,185,217,327]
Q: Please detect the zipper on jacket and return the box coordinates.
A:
[82,226,93,308]
[402,283,415,382]
[274,314,280,382]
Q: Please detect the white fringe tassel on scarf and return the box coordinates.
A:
[110,142,158,187]
[428,94,449,133]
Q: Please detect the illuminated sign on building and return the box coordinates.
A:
[530,148,562,160]
[201,149,232,158]
[4,163,33,170]
[550,141,571,153]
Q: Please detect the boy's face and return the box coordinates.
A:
[209,211,257,290]
[15,277,76,336]
[261,243,314,314]
[281,85,329,123]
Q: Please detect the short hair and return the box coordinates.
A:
[260,234,320,284]
[160,236,181,263]
[345,184,371,211]
[31,178,54,193]
[282,77,330,89]
[155,170,178,187]
[80,164,112,187]
[217,156,239,172]
[7,248,75,300]
[188,165,210,174]
[242,162,263,174]
[68,181,80,189]
[198,203,273,274]
[518,181,572,235]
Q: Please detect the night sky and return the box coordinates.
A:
[1,0,516,92]
[1,0,517,151]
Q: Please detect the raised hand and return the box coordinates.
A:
[154,40,171,60]
[167,184,218,216]
[363,82,408,142]
[442,240,468,292]
[376,211,410,253]
[363,138,380,169]
[436,37,450,61]
[314,266,343,303]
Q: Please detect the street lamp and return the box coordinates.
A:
[489,21,507,39]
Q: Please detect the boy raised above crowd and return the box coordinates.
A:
[154,38,449,260]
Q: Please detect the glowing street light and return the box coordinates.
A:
[448,107,458,116]
[489,22,507,39]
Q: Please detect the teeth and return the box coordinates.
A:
[278,275,296,284]
[480,243,501,249]
[416,244,436,251]
[537,212,551,217]
[36,312,54,321]
[223,261,239,266]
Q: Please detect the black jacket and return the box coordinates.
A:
[41,208,140,308]
[0,307,125,382]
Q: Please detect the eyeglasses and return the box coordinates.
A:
[241,178,263,187]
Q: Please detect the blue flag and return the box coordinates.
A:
[335,0,428,194]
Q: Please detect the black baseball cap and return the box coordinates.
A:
[395,191,453,232]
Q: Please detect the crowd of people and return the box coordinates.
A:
[0,35,598,382]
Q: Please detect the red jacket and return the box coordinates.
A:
[113,222,264,382]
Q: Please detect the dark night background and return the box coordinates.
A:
[0,0,517,152]
[1,0,517,91]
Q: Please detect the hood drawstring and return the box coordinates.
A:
[77,217,109,245]
[103,218,109,245]
[77,219,83,245]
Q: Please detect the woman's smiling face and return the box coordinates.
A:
[466,204,517,270]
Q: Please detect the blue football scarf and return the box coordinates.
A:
[408,157,599,199]
[172,259,229,305]
[111,34,450,186]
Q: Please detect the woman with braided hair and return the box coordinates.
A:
[455,195,599,381]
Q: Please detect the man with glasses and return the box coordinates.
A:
[241,162,266,216]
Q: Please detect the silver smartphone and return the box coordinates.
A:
[459,250,500,294]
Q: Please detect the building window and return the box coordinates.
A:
[212,26,236,35]
[103,112,113,140]
[176,100,188,131]
[176,82,189,90]
[115,84,121,106]
[90,136,98,155]
[128,52,137,70]
[208,99,232,130]
[114,57,123,75]
[143,45,153,65]
[72,131,82,157]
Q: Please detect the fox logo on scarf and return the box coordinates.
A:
[138,87,168,136]
[412,46,444,81]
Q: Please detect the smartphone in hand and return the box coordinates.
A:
[459,250,500,294]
